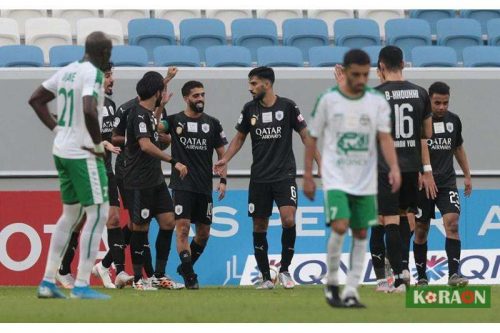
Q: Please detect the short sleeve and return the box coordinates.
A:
[235,105,250,134]
[456,116,464,147]
[133,112,151,140]
[290,102,307,132]
[82,66,103,98]
[308,94,327,139]
[41,70,61,94]
[213,119,228,148]
[377,97,392,133]
[421,88,432,120]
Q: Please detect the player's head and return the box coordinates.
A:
[136,71,164,107]
[429,81,450,117]
[182,80,205,113]
[103,61,114,96]
[377,46,404,79]
[84,31,112,71]
[343,49,371,94]
[248,66,275,101]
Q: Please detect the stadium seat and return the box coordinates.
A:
[334,18,381,48]
[0,10,47,36]
[385,19,432,62]
[306,10,354,37]
[357,9,405,38]
[205,46,252,67]
[49,45,84,67]
[308,46,349,67]
[110,45,148,67]
[76,18,124,46]
[153,45,200,67]
[409,10,456,35]
[257,46,303,67]
[25,18,72,63]
[411,46,458,67]
[462,46,500,67]
[460,10,500,34]
[153,10,202,37]
[128,19,176,61]
[180,18,226,61]
[0,18,20,46]
[256,9,303,36]
[206,10,253,36]
[362,45,383,66]
[0,45,44,67]
[231,18,278,61]
[437,18,482,61]
[103,10,150,37]
[52,10,99,36]
[487,18,500,45]
[283,18,329,61]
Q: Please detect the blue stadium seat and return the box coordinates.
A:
[362,46,383,66]
[110,45,148,67]
[409,10,456,35]
[205,46,252,67]
[128,19,176,61]
[308,46,349,67]
[385,19,432,62]
[437,18,482,61]
[257,46,303,67]
[0,45,44,67]
[283,18,329,61]
[462,46,500,67]
[180,18,226,61]
[334,18,381,48]
[487,18,500,45]
[153,46,200,67]
[49,45,84,67]
[411,46,458,67]
[460,10,500,34]
[232,18,278,61]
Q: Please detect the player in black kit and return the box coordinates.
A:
[214,67,320,289]
[413,82,472,287]
[166,81,228,289]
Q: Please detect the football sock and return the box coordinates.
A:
[327,231,345,286]
[130,231,148,283]
[122,225,132,245]
[154,229,173,277]
[253,232,271,281]
[190,240,205,265]
[179,250,194,275]
[385,224,404,287]
[280,224,296,273]
[369,225,386,280]
[446,238,461,276]
[105,227,125,273]
[143,242,154,278]
[58,231,80,275]
[346,237,367,292]
[399,216,411,271]
[413,241,428,280]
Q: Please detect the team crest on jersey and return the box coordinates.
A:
[251,115,258,126]
[275,111,284,121]
[141,209,150,219]
[446,122,454,133]
[175,205,183,215]
[176,126,183,135]
[202,123,210,133]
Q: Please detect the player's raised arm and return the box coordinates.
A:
[29,86,57,132]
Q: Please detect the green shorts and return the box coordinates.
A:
[324,189,377,229]
[54,155,109,206]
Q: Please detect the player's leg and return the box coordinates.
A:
[413,188,433,286]
[190,193,213,266]
[56,216,85,289]
[152,183,175,278]
[370,217,387,291]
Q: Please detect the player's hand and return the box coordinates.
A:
[303,174,316,201]
[165,67,178,83]
[421,171,438,199]
[81,146,106,159]
[217,182,227,201]
[103,141,121,155]
[158,133,171,146]
[464,176,472,197]
[175,162,188,179]
[388,167,402,193]
[334,64,345,85]
[213,158,227,176]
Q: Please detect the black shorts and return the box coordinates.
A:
[127,182,174,225]
[378,172,419,216]
[172,190,213,225]
[248,178,298,218]
[107,172,120,207]
[117,177,131,210]
[417,186,461,223]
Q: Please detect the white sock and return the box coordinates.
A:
[43,204,84,283]
[326,231,345,286]
[344,237,368,298]
[74,203,109,287]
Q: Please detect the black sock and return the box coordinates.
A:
[143,242,154,278]
[253,232,270,281]
[179,250,194,275]
[385,224,404,287]
[190,240,206,265]
[105,227,125,273]
[122,225,132,245]
[101,250,113,269]
[280,225,296,272]
[369,225,386,280]
[130,231,148,283]
[446,238,461,276]
[154,229,173,277]
[59,231,79,275]
[399,216,411,271]
[413,241,428,280]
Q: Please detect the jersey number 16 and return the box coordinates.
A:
[394,103,414,139]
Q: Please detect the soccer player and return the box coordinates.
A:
[214,67,320,289]
[166,81,228,289]
[413,82,472,287]
[29,31,112,299]
[124,72,188,290]
[304,49,400,308]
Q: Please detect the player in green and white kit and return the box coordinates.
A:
[304,49,401,308]
[29,32,113,300]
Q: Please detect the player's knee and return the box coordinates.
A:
[331,222,348,235]
[445,220,459,238]
[352,229,367,239]
[253,219,268,233]
[281,214,295,228]
[414,222,429,243]
[106,212,120,228]
[176,221,190,239]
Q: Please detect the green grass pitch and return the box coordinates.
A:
[0,285,499,323]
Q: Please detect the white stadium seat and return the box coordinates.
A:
[0,18,20,46]
[103,9,150,37]
[1,9,47,36]
[52,10,100,37]
[358,9,406,38]
[205,10,253,36]
[25,18,72,63]
[307,10,354,37]
[153,9,202,37]
[256,9,304,36]
[76,18,124,46]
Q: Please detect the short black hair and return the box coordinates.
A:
[343,49,371,68]
[181,80,204,97]
[248,66,275,84]
[378,46,404,71]
[429,81,450,97]
[136,72,164,100]
[103,61,113,72]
